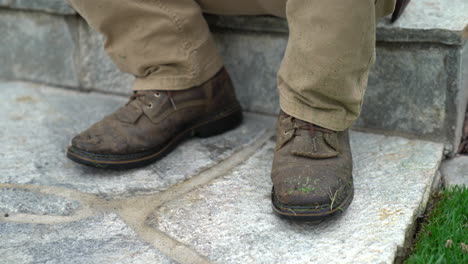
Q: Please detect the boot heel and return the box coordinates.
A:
[195,110,243,138]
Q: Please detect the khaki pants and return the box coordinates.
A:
[68,0,395,131]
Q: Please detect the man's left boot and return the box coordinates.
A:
[67,68,242,170]
[271,111,354,222]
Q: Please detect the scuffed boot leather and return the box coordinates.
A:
[67,68,242,169]
[271,111,354,222]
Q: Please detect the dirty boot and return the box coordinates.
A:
[67,68,243,169]
[271,111,354,222]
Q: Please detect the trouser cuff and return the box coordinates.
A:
[279,93,357,132]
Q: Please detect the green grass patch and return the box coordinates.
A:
[406,186,468,264]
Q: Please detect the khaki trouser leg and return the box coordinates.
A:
[278,0,395,131]
[67,0,224,91]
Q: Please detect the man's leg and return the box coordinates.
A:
[197,0,394,130]
[68,0,286,90]
[278,0,394,131]
[199,0,396,221]
[66,0,245,169]
[270,0,395,221]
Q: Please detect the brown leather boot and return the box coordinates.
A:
[271,111,354,222]
[67,68,242,169]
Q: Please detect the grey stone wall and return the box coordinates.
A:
[358,42,464,149]
[214,32,286,115]
[77,20,134,94]
[0,8,132,93]
[0,0,75,15]
[0,9,79,88]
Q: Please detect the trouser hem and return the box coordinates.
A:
[279,93,355,132]
[132,55,223,91]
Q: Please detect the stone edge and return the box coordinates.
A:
[0,5,465,45]
[206,15,467,46]
[0,2,76,15]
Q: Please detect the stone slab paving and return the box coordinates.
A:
[0,82,275,199]
[149,134,444,264]
[441,156,468,186]
[0,213,175,264]
[0,188,80,216]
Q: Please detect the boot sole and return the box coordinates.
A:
[271,186,354,223]
[67,108,243,170]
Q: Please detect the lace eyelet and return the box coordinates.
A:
[154,92,160,98]
[147,103,153,109]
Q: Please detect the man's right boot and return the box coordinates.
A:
[271,111,354,222]
[67,68,243,169]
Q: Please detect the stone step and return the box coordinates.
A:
[0,1,466,154]
[0,82,445,263]
[150,134,443,264]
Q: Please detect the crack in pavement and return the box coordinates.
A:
[0,128,274,264]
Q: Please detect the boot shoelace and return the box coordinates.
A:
[284,115,334,137]
[128,91,177,110]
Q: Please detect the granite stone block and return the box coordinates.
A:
[458,43,468,149]
[0,0,75,15]
[356,44,458,146]
[377,0,468,45]
[0,9,79,87]
[0,214,175,264]
[214,32,286,115]
[78,20,133,95]
[441,156,468,187]
[0,82,275,199]
[206,15,288,34]
[149,133,444,264]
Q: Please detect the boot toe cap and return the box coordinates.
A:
[273,172,352,208]
[71,133,102,152]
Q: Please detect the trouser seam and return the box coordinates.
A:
[151,0,197,79]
